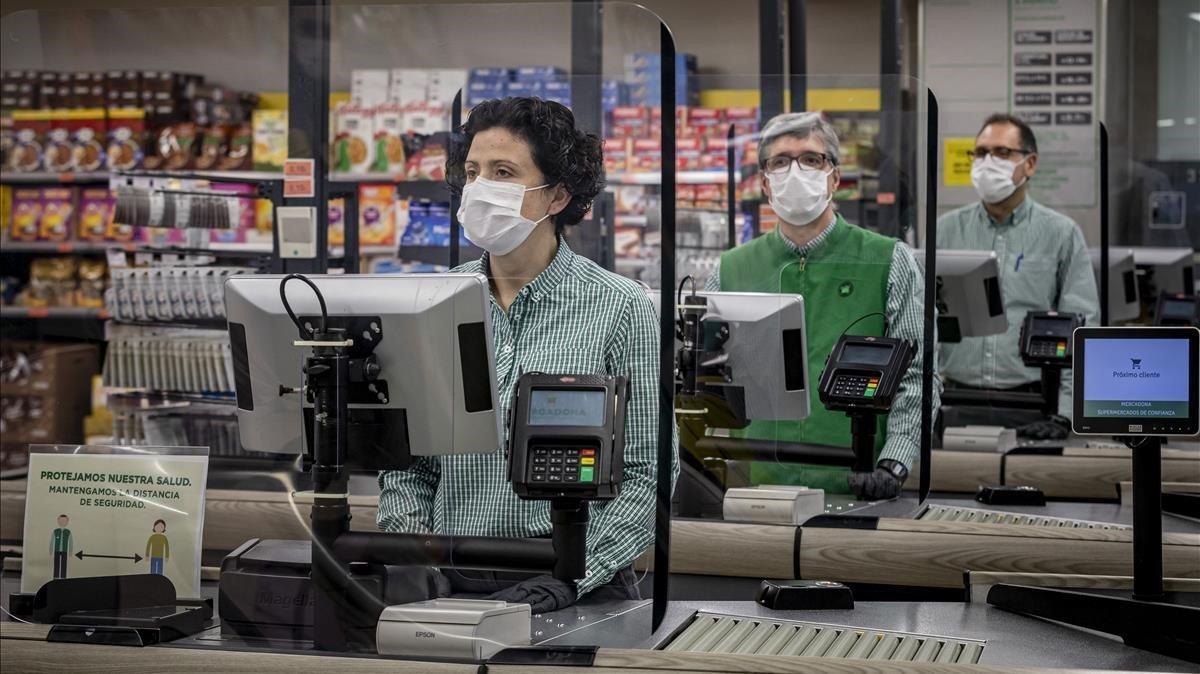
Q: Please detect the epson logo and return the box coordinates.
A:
[415,631,437,639]
[255,591,313,609]
[1129,424,1143,433]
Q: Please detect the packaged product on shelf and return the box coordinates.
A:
[694,183,725,210]
[9,188,41,241]
[702,135,728,171]
[726,107,758,138]
[254,198,274,235]
[194,124,229,171]
[603,138,630,173]
[614,226,643,257]
[649,106,663,139]
[70,109,107,172]
[676,136,704,171]
[541,80,571,106]
[614,184,649,215]
[327,197,345,247]
[217,121,252,171]
[359,183,397,247]
[8,109,48,172]
[427,69,467,106]
[38,187,74,241]
[630,138,662,171]
[390,68,429,105]
[682,107,724,137]
[0,117,13,168]
[403,102,449,135]
[426,202,454,247]
[143,122,200,171]
[251,109,287,171]
[71,72,106,108]
[330,102,374,173]
[373,102,407,173]
[140,226,187,246]
[506,80,541,98]
[351,69,390,107]
[42,109,74,172]
[610,106,648,139]
[407,135,448,181]
[76,258,107,308]
[675,183,697,208]
[0,185,10,239]
[77,187,115,241]
[23,257,78,307]
[401,200,428,246]
[105,107,145,171]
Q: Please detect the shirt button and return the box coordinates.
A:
[504,345,513,353]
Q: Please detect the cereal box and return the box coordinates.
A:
[358,184,397,247]
[77,188,114,241]
[38,187,74,241]
[10,188,41,241]
[251,109,287,172]
[330,103,374,173]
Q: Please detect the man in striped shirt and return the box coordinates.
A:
[707,112,933,501]
[937,113,1098,439]
[377,98,676,613]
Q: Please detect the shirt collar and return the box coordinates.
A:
[774,212,840,256]
[481,236,576,303]
[978,196,1033,227]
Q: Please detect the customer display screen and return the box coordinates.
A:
[1081,338,1191,419]
[1031,316,1074,337]
[840,343,894,366]
[528,389,606,427]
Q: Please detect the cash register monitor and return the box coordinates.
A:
[645,291,809,421]
[912,249,1007,340]
[1072,326,1199,436]
[1089,247,1141,323]
[224,274,501,458]
[1131,246,1196,296]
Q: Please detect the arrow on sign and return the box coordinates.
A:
[75,550,143,563]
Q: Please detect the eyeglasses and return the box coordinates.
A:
[970,146,1031,161]
[762,152,833,175]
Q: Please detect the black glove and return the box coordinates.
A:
[848,459,908,501]
[485,575,577,614]
[1018,415,1070,440]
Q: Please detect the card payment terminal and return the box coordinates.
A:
[507,372,629,501]
[818,335,914,413]
[1020,311,1083,367]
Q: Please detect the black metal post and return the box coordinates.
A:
[725,124,737,249]
[849,413,877,473]
[1100,123,1110,326]
[919,90,938,504]
[570,0,603,136]
[758,0,784,122]
[878,0,902,237]
[449,89,464,269]
[550,501,590,580]
[286,0,331,275]
[787,0,806,112]
[1132,437,1164,600]
[1039,367,1061,416]
[341,190,360,274]
[652,20,677,634]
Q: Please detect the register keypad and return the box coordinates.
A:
[529,446,596,484]
[831,373,879,398]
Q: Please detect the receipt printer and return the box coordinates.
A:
[376,599,531,661]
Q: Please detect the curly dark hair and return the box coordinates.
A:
[446,97,605,232]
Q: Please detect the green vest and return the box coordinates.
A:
[719,215,894,492]
[52,528,71,553]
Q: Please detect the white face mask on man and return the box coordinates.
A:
[766,163,834,226]
[456,176,550,256]
[971,154,1031,204]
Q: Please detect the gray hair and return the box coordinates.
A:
[757,112,840,167]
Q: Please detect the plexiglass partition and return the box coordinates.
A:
[661,74,937,525]
[0,1,678,658]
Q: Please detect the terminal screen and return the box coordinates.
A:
[528,389,606,427]
[1082,338,1192,418]
[841,343,893,366]
[1031,316,1074,337]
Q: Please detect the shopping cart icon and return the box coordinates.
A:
[1131,358,1142,370]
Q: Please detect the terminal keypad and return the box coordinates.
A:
[831,373,880,398]
[528,446,596,484]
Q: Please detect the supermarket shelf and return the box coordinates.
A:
[327,175,451,201]
[397,244,485,265]
[1,241,132,254]
[608,171,728,186]
[0,171,110,185]
[329,245,399,257]
[1,306,110,320]
[113,169,284,183]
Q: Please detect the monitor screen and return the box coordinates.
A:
[528,389,606,427]
[1031,316,1074,337]
[841,342,893,365]
[1081,338,1191,419]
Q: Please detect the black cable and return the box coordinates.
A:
[279,273,328,338]
[677,274,696,323]
[839,311,887,337]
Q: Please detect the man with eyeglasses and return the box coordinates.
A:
[937,113,1098,439]
[705,112,931,501]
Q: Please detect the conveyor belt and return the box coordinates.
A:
[918,504,1131,530]
[660,611,985,663]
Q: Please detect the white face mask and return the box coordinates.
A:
[767,164,833,226]
[457,176,550,256]
[971,154,1031,204]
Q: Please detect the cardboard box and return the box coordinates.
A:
[9,188,41,241]
[330,103,374,173]
[351,69,390,107]
[38,187,74,241]
[358,183,397,246]
[251,109,287,172]
[389,68,429,105]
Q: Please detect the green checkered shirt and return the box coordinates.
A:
[706,217,935,470]
[936,198,1099,417]
[377,240,677,595]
